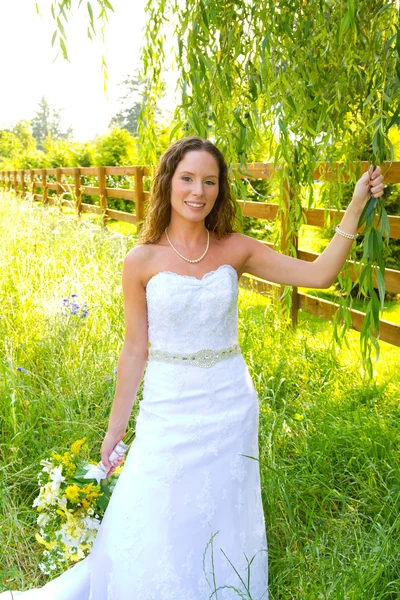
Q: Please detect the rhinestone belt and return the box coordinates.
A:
[148,342,241,369]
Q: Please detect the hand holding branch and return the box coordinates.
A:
[351,165,385,210]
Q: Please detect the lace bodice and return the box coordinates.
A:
[145,264,239,354]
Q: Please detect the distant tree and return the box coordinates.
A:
[31,97,73,149]
[109,76,144,136]
[109,71,165,136]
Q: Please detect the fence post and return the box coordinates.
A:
[21,170,25,197]
[56,168,62,209]
[74,168,82,218]
[98,166,108,227]
[42,169,48,204]
[134,166,145,235]
[280,176,299,327]
[30,170,35,198]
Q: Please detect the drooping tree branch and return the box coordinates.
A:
[139,0,400,373]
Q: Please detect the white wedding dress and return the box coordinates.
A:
[3,264,268,600]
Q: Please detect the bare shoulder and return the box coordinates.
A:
[123,244,154,289]
[220,232,256,273]
[223,231,255,250]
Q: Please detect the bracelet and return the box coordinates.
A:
[335,225,358,240]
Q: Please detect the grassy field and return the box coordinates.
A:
[0,192,399,599]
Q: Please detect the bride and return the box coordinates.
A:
[2,137,384,599]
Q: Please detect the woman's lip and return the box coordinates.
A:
[185,202,205,208]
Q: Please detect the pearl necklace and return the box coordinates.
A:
[165,227,210,263]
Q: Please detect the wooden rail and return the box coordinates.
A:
[1,162,399,347]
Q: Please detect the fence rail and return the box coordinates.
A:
[1,162,399,347]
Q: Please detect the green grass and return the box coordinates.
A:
[1,192,399,598]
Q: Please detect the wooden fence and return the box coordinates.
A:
[1,162,399,347]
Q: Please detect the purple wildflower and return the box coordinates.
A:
[61,295,89,318]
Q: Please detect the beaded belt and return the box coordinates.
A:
[148,342,241,369]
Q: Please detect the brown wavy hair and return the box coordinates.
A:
[138,136,240,244]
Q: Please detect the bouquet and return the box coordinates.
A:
[32,430,135,575]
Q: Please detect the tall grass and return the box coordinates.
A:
[1,192,399,598]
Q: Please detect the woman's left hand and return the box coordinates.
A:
[352,164,385,210]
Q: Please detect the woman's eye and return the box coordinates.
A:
[181,177,215,185]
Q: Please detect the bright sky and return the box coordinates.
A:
[0,0,177,141]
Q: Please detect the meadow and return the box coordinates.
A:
[0,192,399,599]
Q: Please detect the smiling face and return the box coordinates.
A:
[170,150,220,223]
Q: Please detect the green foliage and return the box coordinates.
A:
[92,127,138,166]
[1,193,399,595]
[0,121,44,169]
[139,0,400,371]
[0,120,143,171]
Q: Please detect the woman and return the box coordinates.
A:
[3,137,384,599]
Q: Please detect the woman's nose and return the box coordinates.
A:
[192,182,204,196]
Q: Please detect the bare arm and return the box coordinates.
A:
[101,247,148,471]
[242,166,385,289]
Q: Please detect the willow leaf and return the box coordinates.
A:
[378,206,391,242]
[358,197,377,228]
[375,268,386,311]
[368,331,380,361]
[59,37,68,60]
[87,2,94,27]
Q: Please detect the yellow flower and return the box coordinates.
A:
[114,465,122,475]
[294,413,304,421]
[70,437,87,456]
[65,484,81,504]
[61,451,77,479]
[50,452,63,465]
[35,533,56,550]
[55,505,69,521]
[65,546,85,562]
[82,482,103,501]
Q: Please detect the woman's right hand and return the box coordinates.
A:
[100,430,125,477]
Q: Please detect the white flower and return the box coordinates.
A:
[32,495,42,508]
[40,458,53,473]
[56,518,85,547]
[58,497,67,509]
[82,515,101,531]
[39,563,50,575]
[37,512,50,527]
[49,465,65,491]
